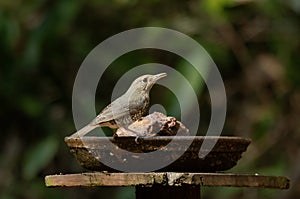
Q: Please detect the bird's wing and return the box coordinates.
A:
[91,99,135,125]
[91,92,147,126]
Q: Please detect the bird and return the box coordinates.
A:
[71,73,167,137]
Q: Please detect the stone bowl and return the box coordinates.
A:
[65,136,251,172]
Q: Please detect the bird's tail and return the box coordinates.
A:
[70,124,97,138]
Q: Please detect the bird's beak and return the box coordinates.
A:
[152,73,167,82]
[145,73,167,90]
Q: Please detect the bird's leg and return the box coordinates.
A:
[135,136,141,144]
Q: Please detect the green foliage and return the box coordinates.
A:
[19,96,45,118]
[22,136,58,180]
[202,0,235,21]
[0,0,299,199]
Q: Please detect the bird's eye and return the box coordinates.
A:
[142,78,148,83]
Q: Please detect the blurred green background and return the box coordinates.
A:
[1,0,300,198]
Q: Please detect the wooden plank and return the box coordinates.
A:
[45,172,289,189]
[45,172,164,187]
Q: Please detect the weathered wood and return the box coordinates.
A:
[136,185,201,199]
[45,172,290,189]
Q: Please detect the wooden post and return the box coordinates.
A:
[136,185,200,199]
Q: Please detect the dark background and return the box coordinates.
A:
[1,1,300,198]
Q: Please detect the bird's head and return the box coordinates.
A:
[127,73,167,94]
